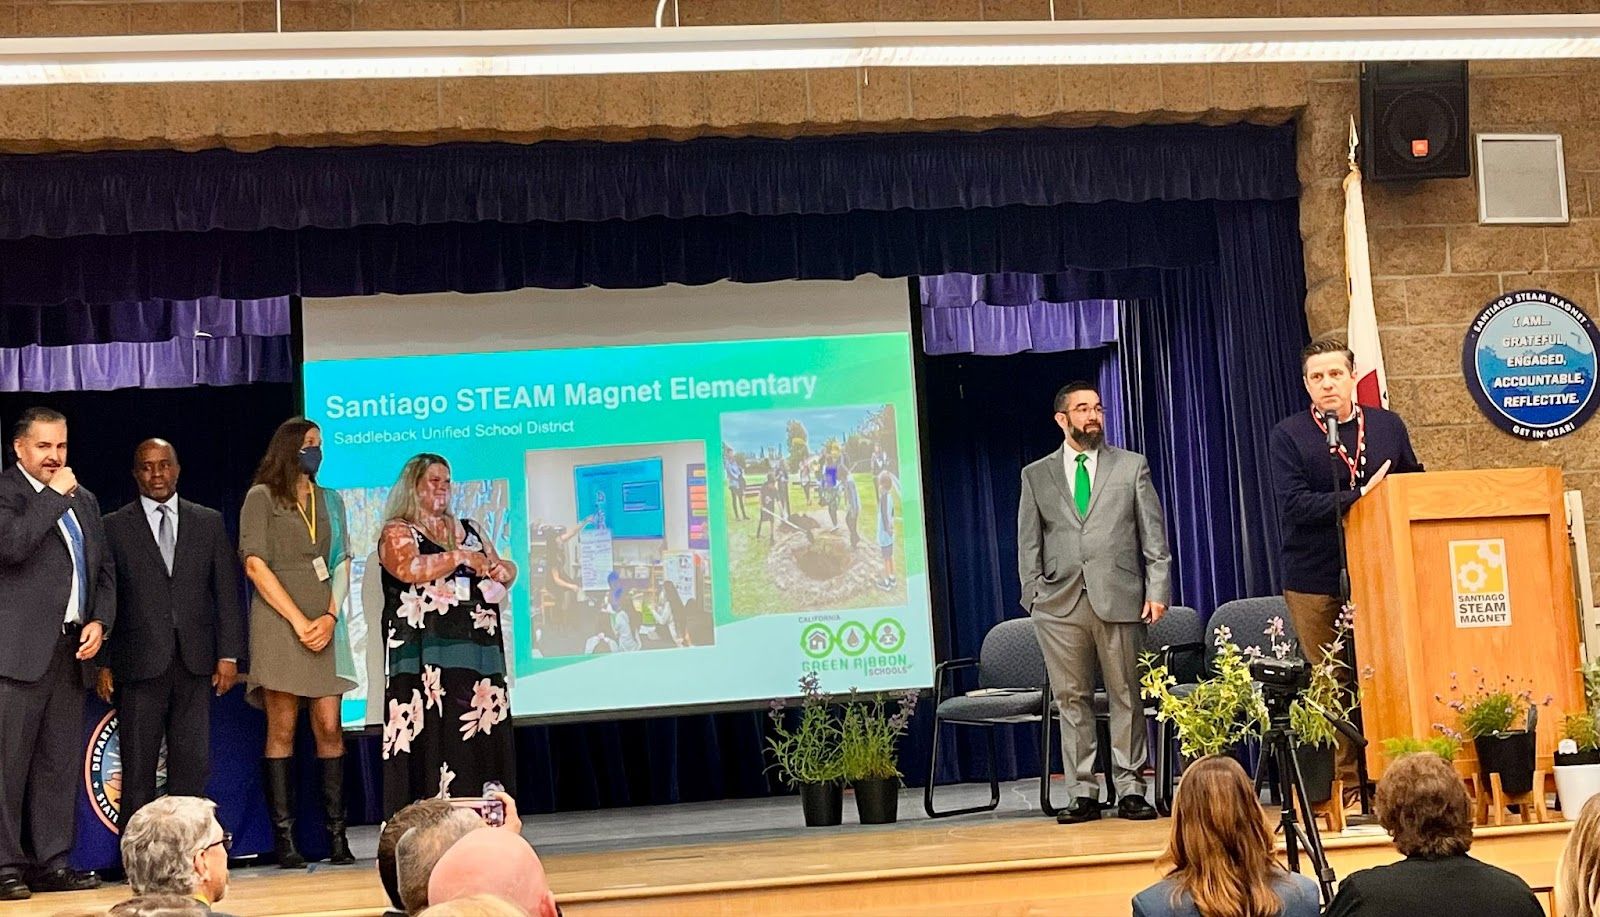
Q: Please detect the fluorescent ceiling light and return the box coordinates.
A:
[0,14,1597,84]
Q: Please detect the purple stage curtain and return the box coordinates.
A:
[0,296,291,391]
[0,296,289,348]
[0,125,1299,240]
[920,274,1120,355]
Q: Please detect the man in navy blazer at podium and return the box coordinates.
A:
[1269,338,1423,799]
[102,438,244,830]
[0,407,115,900]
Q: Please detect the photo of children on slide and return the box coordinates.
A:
[524,442,715,658]
[722,404,905,616]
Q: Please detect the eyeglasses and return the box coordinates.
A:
[200,832,233,854]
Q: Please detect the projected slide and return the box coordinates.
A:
[303,281,932,722]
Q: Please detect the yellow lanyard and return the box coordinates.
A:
[297,486,318,544]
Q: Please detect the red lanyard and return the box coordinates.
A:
[1311,407,1366,489]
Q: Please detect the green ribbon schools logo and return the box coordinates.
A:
[871,618,906,653]
[800,619,908,658]
[837,622,872,657]
[801,623,835,659]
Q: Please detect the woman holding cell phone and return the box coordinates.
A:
[377,453,518,818]
[240,417,357,868]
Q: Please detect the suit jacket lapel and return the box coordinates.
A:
[15,466,72,551]
[169,498,195,578]
[126,503,163,575]
[1043,447,1080,527]
[1083,447,1115,520]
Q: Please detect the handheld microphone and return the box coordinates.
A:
[1323,410,1340,449]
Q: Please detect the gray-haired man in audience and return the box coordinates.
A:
[395,809,485,915]
[120,796,234,916]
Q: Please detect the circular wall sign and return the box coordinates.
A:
[1462,289,1600,440]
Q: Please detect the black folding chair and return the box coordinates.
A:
[924,618,1060,818]
[1153,598,1292,815]
[1081,605,1202,809]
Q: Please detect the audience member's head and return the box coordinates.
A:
[419,894,529,917]
[1158,755,1283,917]
[428,828,557,917]
[107,893,210,916]
[396,808,485,914]
[121,796,230,905]
[1375,752,1473,859]
[1558,792,1600,917]
[379,799,457,911]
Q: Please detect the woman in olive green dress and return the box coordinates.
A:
[239,418,356,868]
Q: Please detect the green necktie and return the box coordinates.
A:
[1074,453,1091,517]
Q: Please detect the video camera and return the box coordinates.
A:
[1249,656,1310,722]
[1248,655,1309,693]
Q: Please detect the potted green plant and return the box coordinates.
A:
[767,672,845,826]
[1437,670,1548,797]
[1286,635,1354,805]
[1555,660,1600,819]
[1142,625,1268,762]
[838,689,919,824]
[1380,734,1464,762]
[1255,610,1358,807]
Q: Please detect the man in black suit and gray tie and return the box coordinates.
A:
[0,407,114,900]
[101,439,244,829]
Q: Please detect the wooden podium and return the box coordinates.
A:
[1346,467,1584,778]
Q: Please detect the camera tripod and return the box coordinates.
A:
[1255,696,1338,906]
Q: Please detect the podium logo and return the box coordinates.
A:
[83,711,168,833]
[1449,539,1511,628]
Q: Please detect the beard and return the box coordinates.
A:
[1069,422,1104,450]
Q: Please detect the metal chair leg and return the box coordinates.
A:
[1096,717,1119,808]
[1040,702,1060,816]
[1155,720,1175,817]
[925,721,1003,819]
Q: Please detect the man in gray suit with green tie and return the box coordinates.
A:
[1018,380,1171,825]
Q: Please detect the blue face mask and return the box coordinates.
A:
[298,445,323,475]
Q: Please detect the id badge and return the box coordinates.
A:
[454,576,472,602]
[313,556,330,582]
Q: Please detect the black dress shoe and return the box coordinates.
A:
[29,868,100,893]
[1118,794,1159,821]
[1056,796,1102,824]
[0,875,29,901]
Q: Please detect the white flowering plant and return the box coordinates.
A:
[1141,625,1268,760]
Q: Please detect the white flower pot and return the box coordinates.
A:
[1554,763,1600,820]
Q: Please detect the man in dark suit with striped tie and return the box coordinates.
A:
[0,407,115,900]
[101,439,243,830]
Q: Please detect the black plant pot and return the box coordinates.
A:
[1557,749,1600,767]
[1475,731,1537,796]
[852,777,900,825]
[799,781,843,827]
[1293,744,1337,807]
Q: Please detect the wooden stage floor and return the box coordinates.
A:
[17,788,1573,917]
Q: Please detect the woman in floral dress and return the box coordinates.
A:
[377,453,518,817]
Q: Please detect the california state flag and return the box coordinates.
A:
[1344,161,1388,408]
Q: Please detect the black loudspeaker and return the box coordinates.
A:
[1359,61,1471,182]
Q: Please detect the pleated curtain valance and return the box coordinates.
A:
[0,124,1299,240]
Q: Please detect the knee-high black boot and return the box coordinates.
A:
[262,757,307,869]
[321,755,355,865]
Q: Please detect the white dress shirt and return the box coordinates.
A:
[141,493,179,543]
[20,466,82,625]
[1063,444,1099,505]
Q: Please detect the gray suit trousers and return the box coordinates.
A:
[1033,596,1147,799]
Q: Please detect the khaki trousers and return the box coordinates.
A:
[1283,589,1360,787]
[1032,596,1148,800]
